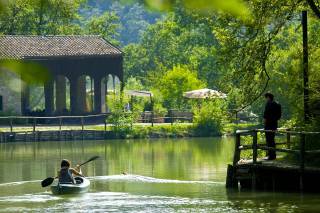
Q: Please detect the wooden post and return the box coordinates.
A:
[233,133,241,166]
[300,133,306,191]
[302,10,310,122]
[150,95,154,127]
[33,118,36,132]
[9,117,13,133]
[81,117,84,131]
[81,117,84,140]
[286,131,291,149]
[252,130,258,164]
[59,117,62,131]
[59,117,62,141]
[226,164,238,188]
[252,169,257,190]
[33,118,36,141]
[300,133,306,170]
[170,110,173,126]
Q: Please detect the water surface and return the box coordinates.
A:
[0,138,319,212]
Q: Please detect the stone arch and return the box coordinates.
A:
[54,75,70,114]
[29,84,45,112]
[114,75,121,95]
[101,74,110,112]
[76,75,94,114]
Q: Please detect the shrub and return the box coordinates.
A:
[107,96,136,137]
[192,100,226,136]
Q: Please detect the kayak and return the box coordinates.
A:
[51,177,90,195]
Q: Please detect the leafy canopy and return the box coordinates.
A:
[158,65,206,109]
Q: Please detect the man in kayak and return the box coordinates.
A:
[58,159,84,184]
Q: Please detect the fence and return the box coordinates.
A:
[0,112,194,132]
[233,128,320,190]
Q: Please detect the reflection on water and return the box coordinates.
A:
[0,137,319,212]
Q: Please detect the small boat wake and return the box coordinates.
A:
[0,174,222,188]
[0,176,228,212]
[0,193,60,203]
[0,180,41,187]
[0,191,231,213]
[91,174,222,185]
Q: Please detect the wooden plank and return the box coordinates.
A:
[257,145,299,154]
[305,150,320,154]
[252,130,258,164]
[233,133,241,166]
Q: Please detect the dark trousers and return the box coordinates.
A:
[265,124,277,159]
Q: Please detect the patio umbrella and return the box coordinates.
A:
[183,88,227,99]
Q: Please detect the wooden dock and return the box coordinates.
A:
[226,129,320,192]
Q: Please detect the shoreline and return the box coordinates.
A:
[0,122,259,143]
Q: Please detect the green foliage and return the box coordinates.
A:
[144,0,252,22]
[2,0,320,141]
[107,98,135,134]
[123,43,149,81]
[193,100,226,136]
[0,0,84,35]
[125,76,145,91]
[85,11,121,45]
[158,65,205,109]
[124,10,221,87]
[213,0,302,112]
[0,60,49,84]
[124,77,147,113]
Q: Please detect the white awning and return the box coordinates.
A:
[183,88,227,99]
[125,90,153,97]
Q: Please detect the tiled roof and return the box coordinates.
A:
[0,35,122,59]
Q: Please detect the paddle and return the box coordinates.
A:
[41,156,100,187]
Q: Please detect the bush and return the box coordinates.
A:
[192,100,226,136]
[107,96,137,137]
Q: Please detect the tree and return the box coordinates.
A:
[0,0,84,35]
[124,8,221,87]
[111,2,157,45]
[157,65,205,109]
[85,11,121,45]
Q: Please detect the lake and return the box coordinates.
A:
[0,137,319,212]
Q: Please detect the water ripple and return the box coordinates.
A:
[91,174,223,185]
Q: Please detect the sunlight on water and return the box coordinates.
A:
[0,138,319,212]
[92,174,223,184]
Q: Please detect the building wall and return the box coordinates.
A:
[0,71,22,115]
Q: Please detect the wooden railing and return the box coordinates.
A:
[233,128,320,173]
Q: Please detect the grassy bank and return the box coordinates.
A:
[92,122,260,139]
[0,122,259,139]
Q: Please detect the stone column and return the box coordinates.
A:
[70,76,79,115]
[44,79,54,115]
[94,76,104,114]
[21,82,30,115]
[77,76,87,114]
[55,76,66,114]
[101,79,106,113]
[105,77,108,112]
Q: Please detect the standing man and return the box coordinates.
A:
[263,93,281,160]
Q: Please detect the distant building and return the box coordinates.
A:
[0,35,123,115]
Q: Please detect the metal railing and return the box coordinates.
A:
[0,113,193,132]
[0,114,110,133]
